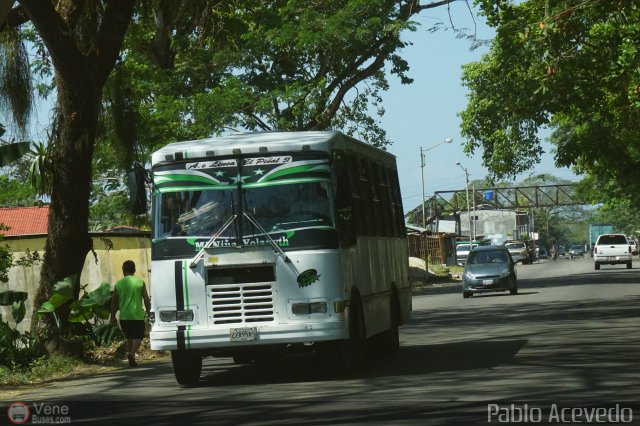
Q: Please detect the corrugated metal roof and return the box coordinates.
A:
[0,206,49,236]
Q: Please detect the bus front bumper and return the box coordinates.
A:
[150,320,347,351]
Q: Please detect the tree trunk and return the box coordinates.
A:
[31,78,101,336]
[19,0,134,337]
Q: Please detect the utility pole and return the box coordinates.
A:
[420,146,426,229]
[420,138,453,229]
[472,184,476,241]
[456,162,471,241]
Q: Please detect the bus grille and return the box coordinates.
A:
[207,282,275,325]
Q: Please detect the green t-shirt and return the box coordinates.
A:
[115,275,145,320]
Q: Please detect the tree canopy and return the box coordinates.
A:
[100,0,446,155]
[460,0,640,204]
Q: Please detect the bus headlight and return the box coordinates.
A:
[159,309,194,322]
[292,303,309,315]
[310,302,327,314]
[291,302,327,315]
[177,310,194,321]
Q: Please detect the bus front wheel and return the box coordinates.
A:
[332,294,365,373]
[171,350,202,385]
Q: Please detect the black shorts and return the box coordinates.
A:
[119,320,145,340]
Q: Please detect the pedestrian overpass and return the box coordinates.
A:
[405,184,584,227]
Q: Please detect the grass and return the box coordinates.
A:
[0,354,82,386]
[429,263,463,277]
[0,338,165,386]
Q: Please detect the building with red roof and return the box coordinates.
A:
[1,205,151,332]
[0,206,49,236]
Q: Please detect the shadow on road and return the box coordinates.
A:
[410,295,640,327]
[197,338,528,387]
[525,269,640,288]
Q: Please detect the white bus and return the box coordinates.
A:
[149,131,411,384]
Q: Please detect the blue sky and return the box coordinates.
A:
[380,3,578,213]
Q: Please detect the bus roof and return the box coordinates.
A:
[151,131,397,167]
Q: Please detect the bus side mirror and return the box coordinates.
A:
[128,163,147,215]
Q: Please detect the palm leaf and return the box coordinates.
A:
[27,141,52,196]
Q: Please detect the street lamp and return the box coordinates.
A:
[456,161,472,241]
[420,138,453,228]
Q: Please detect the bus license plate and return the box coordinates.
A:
[230,327,257,342]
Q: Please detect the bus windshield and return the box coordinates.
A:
[242,182,334,235]
[156,189,236,238]
[155,181,335,240]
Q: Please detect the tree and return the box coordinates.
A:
[460,0,640,205]
[1,1,134,334]
[1,0,463,336]
[105,0,464,153]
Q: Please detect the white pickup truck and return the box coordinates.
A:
[593,234,633,270]
[456,243,478,265]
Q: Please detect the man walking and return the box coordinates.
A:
[111,260,151,367]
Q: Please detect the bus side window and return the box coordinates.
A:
[358,158,374,236]
[367,161,383,236]
[390,171,405,236]
[377,165,392,237]
[349,156,365,238]
[334,153,356,246]
[387,168,404,237]
[382,168,396,237]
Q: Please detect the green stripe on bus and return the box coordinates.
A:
[158,185,236,193]
[155,174,221,185]
[243,177,330,189]
[260,164,327,182]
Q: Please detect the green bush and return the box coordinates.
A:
[38,276,124,347]
[0,275,125,375]
[0,289,46,371]
[0,320,47,371]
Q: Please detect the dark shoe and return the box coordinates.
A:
[127,354,138,367]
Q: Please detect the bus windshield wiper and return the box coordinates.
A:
[243,211,291,263]
[189,214,238,268]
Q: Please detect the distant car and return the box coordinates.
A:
[504,240,532,264]
[462,245,518,298]
[568,245,585,259]
[558,245,566,257]
[456,243,478,265]
[538,246,548,259]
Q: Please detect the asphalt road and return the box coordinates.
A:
[2,256,639,425]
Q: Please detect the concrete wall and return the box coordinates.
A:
[0,233,151,332]
[460,210,517,241]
